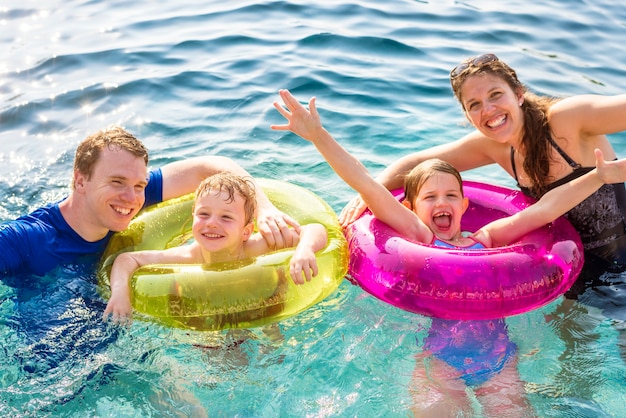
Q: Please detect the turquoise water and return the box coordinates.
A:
[1,0,626,416]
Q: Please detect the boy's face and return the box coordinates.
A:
[411,172,468,241]
[192,189,254,255]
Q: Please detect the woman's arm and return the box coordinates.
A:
[339,130,506,226]
[550,94,626,138]
[375,131,500,189]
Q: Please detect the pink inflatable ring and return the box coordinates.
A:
[345,181,584,320]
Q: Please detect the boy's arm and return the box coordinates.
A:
[478,149,626,247]
[103,250,171,323]
[290,223,328,285]
[244,223,328,284]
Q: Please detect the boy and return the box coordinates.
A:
[104,172,328,323]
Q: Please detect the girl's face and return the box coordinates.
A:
[459,73,525,146]
[410,172,468,241]
[192,190,253,259]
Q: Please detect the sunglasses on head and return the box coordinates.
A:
[450,53,499,79]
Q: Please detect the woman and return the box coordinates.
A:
[340,53,626,293]
[271,88,626,416]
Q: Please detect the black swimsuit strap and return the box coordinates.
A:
[546,135,582,169]
[509,146,519,182]
[510,135,583,190]
[545,166,594,191]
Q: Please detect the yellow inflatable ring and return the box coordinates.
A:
[98,179,348,331]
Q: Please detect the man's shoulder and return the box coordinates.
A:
[145,168,164,207]
[1,203,63,239]
[0,203,66,276]
[18,202,63,223]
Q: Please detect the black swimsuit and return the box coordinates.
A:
[510,137,626,266]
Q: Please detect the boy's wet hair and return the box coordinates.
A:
[195,172,257,225]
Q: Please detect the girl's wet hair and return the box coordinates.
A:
[404,158,463,208]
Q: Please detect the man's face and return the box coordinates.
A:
[75,146,148,236]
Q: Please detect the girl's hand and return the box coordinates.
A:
[595,148,626,184]
[271,89,324,141]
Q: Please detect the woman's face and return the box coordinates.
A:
[459,73,525,146]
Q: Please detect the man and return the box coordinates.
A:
[0,126,297,276]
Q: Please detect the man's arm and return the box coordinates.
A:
[159,156,299,248]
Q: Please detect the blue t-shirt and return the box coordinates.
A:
[0,169,163,277]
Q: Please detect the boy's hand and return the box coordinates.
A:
[103,290,133,325]
[289,248,319,285]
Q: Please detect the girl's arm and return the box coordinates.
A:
[477,149,626,247]
[271,89,432,243]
